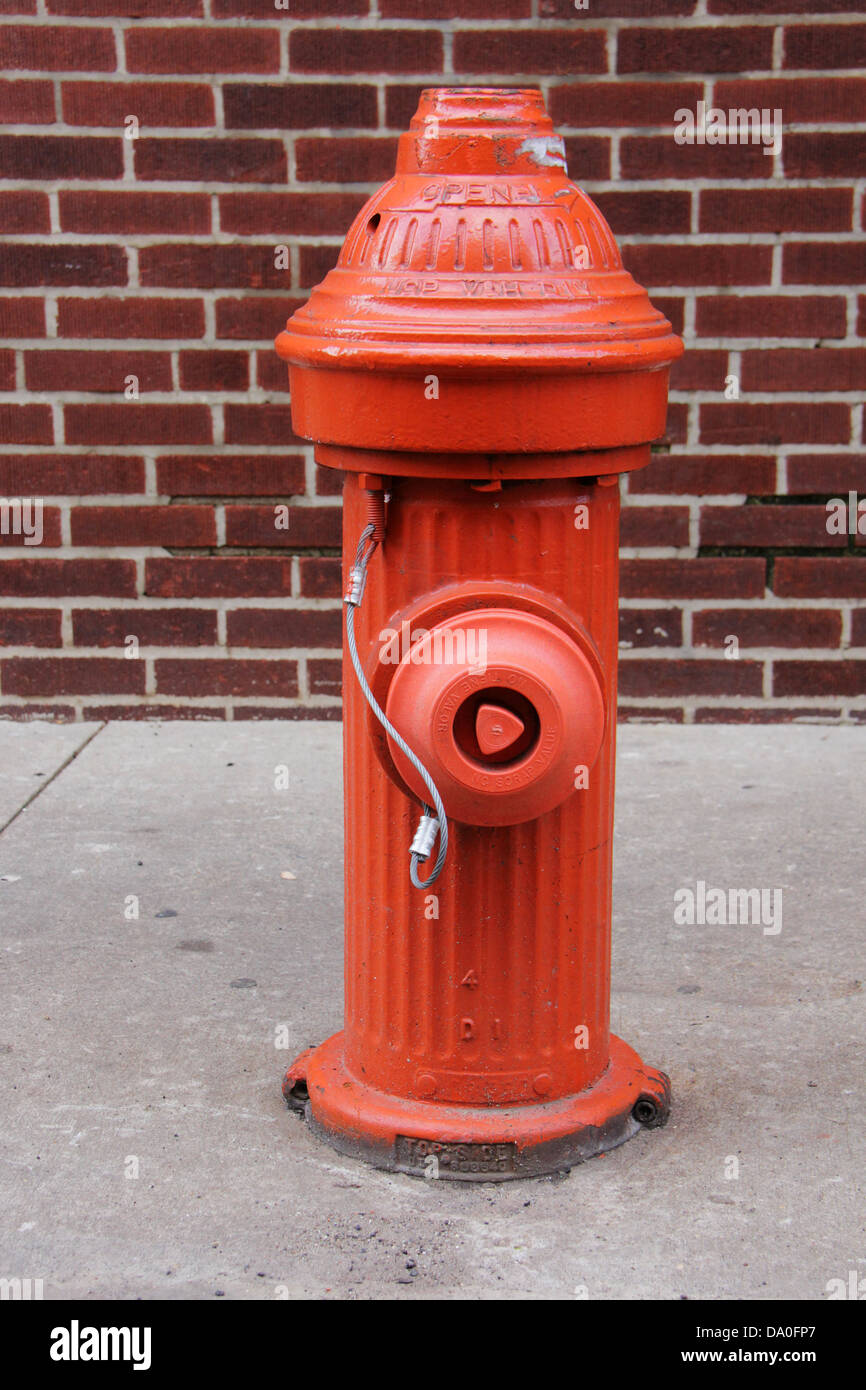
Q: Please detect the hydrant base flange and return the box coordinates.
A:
[284,1034,670,1182]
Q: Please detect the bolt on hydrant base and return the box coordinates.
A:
[274,87,682,1180]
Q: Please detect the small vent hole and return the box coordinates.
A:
[367,213,381,234]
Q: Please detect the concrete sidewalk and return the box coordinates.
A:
[0,720,863,1300]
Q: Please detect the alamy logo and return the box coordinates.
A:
[674,880,782,935]
[674,101,782,157]
[0,1276,43,1299]
[50,1320,152,1371]
[0,497,43,546]
[379,620,488,674]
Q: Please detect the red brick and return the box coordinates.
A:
[385,84,428,129]
[674,300,721,351]
[178,350,248,392]
[215,296,303,341]
[57,297,205,340]
[773,659,866,697]
[84,703,225,720]
[593,190,691,236]
[146,556,293,597]
[233,703,341,721]
[0,244,125,289]
[619,657,763,697]
[135,138,286,183]
[308,658,341,697]
[315,465,344,498]
[561,136,610,181]
[694,607,841,649]
[785,133,866,180]
[0,297,44,338]
[223,404,302,447]
[295,137,399,184]
[139,244,285,290]
[623,243,772,288]
[618,706,685,723]
[64,404,213,446]
[700,403,850,446]
[0,1,36,13]
[299,244,340,288]
[155,657,298,697]
[620,505,689,547]
[695,295,846,339]
[661,403,688,446]
[1,656,144,695]
[713,0,863,11]
[621,558,765,598]
[0,703,77,719]
[382,0,528,14]
[226,608,341,648]
[60,191,211,235]
[852,611,866,646]
[0,404,52,443]
[216,0,365,12]
[619,607,683,648]
[0,190,49,233]
[0,348,14,390]
[256,353,291,393]
[0,558,135,597]
[49,0,202,13]
[224,82,377,130]
[787,455,866,494]
[454,29,606,74]
[0,506,61,547]
[700,503,843,548]
[72,608,217,648]
[0,135,122,180]
[543,0,694,11]
[299,557,341,597]
[774,558,866,597]
[156,454,305,498]
[0,608,61,647]
[225,505,341,548]
[699,187,853,234]
[859,294,866,337]
[783,242,866,286]
[716,76,866,124]
[740,348,866,393]
[0,23,116,70]
[784,24,866,69]
[625,453,778,497]
[290,28,442,74]
[621,135,770,181]
[62,79,213,126]
[618,26,772,72]
[0,454,145,495]
[694,705,841,723]
[71,505,216,547]
[25,349,172,393]
[670,350,728,391]
[549,80,701,128]
[219,191,366,236]
[126,26,279,74]
[0,78,55,122]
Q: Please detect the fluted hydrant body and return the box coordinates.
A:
[277,88,682,1179]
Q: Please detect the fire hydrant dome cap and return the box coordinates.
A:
[277,88,682,377]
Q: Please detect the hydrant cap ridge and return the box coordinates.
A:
[276,87,683,380]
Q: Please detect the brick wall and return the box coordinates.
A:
[0,2,864,724]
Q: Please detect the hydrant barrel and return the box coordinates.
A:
[277,88,682,1180]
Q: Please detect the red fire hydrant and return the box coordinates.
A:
[276,88,683,1180]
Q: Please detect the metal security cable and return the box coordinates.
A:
[344,521,449,889]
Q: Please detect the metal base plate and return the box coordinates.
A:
[283,1033,670,1182]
